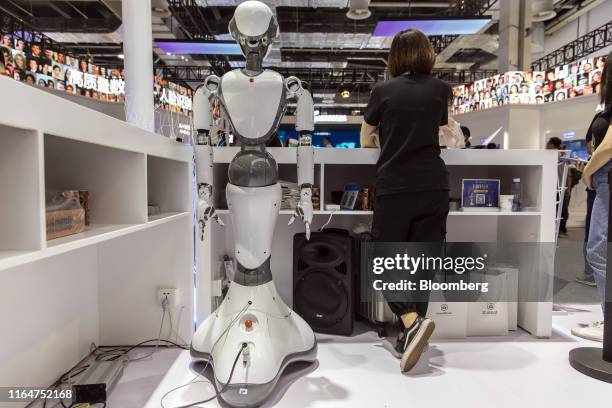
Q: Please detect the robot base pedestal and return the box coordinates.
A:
[191,281,317,407]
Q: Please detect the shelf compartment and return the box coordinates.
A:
[0,124,44,252]
[44,134,147,229]
[147,155,191,217]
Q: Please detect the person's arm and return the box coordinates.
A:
[360,121,380,148]
[582,124,612,189]
[361,83,382,149]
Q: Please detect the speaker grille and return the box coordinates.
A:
[293,230,354,335]
[295,270,348,330]
[297,258,309,272]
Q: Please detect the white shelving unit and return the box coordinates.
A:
[203,147,557,338]
[0,77,194,397]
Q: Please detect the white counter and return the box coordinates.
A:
[200,147,558,338]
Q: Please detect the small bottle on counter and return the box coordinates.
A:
[511,178,522,212]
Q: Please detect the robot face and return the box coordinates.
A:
[229,1,279,60]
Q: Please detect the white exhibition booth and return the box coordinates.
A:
[0,75,565,405]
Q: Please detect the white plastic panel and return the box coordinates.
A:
[226,183,281,269]
[221,69,284,140]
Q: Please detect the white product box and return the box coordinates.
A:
[427,301,468,339]
[466,268,511,336]
[467,301,509,336]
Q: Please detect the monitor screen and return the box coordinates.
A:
[564,139,589,161]
[277,130,361,148]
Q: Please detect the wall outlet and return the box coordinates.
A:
[158,288,177,307]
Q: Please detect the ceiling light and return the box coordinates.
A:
[532,0,556,22]
[117,53,124,59]
[347,0,371,20]
[340,89,351,99]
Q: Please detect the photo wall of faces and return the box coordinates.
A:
[451,55,606,116]
[0,32,193,115]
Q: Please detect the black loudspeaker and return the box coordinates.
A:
[293,229,354,335]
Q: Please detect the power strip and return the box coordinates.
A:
[71,360,125,404]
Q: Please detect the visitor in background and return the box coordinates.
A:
[461,125,472,148]
[322,136,334,148]
[572,51,612,342]
[361,28,450,372]
[546,136,572,236]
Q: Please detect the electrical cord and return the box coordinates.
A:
[318,209,337,232]
[160,302,251,408]
[168,343,247,408]
[44,298,189,408]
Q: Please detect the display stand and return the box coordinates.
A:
[568,171,612,382]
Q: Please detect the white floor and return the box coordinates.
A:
[120,304,611,408]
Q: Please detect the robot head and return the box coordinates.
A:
[229,1,278,68]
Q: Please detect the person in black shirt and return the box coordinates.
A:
[573,51,612,342]
[361,29,450,372]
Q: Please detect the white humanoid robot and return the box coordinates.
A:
[190,1,317,407]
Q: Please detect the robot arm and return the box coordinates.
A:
[286,77,315,239]
[194,76,224,240]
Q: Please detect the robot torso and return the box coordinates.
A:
[217,68,287,145]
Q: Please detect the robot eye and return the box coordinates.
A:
[247,39,259,47]
[261,37,268,46]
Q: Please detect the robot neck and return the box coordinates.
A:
[245,52,263,75]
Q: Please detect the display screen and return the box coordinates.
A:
[155,40,242,55]
[373,18,491,37]
[565,139,589,161]
[277,130,360,148]
[451,55,606,115]
[0,32,193,114]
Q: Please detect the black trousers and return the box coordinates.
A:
[560,191,571,233]
[371,190,449,319]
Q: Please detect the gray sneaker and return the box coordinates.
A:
[575,275,597,287]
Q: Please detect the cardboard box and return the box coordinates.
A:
[427,301,468,339]
[46,208,85,240]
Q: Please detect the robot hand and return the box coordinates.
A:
[288,187,313,240]
[197,183,225,241]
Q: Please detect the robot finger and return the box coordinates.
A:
[288,214,296,226]
[305,221,311,240]
[214,214,225,227]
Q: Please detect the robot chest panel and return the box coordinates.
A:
[220,70,286,141]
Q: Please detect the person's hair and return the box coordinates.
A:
[388,29,436,78]
[600,51,612,110]
[547,137,563,149]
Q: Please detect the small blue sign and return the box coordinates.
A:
[462,179,500,211]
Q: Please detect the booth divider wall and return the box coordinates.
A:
[0,77,194,401]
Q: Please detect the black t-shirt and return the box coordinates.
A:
[364,73,451,195]
[586,108,612,149]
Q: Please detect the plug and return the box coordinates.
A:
[157,288,177,308]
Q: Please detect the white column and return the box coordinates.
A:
[498,0,532,72]
[122,0,155,132]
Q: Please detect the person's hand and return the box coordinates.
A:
[582,171,593,190]
[575,161,587,172]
